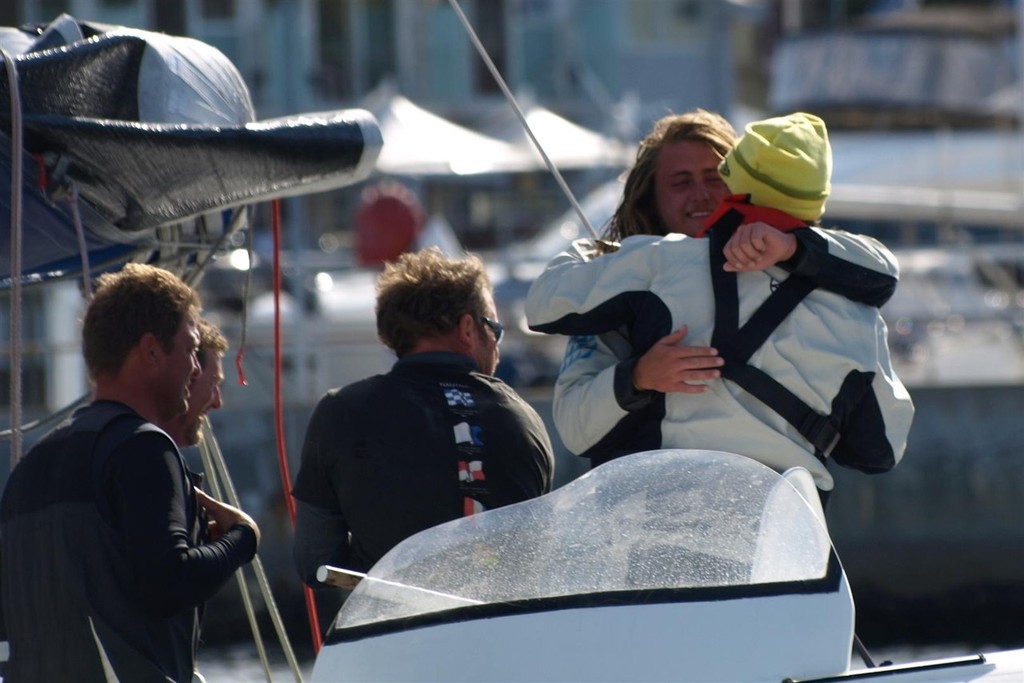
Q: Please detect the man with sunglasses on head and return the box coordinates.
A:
[292,247,554,586]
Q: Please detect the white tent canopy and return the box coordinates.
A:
[478,94,634,170]
[361,83,533,176]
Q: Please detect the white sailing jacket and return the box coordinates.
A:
[526,230,914,491]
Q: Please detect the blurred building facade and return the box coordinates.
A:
[7,0,752,132]
[5,0,1020,247]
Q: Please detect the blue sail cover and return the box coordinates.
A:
[0,15,381,286]
[0,132,137,285]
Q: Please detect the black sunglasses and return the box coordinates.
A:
[479,316,504,345]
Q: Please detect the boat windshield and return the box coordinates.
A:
[334,449,833,630]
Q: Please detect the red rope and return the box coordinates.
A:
[234,347,247,386]
[271,199,323,652]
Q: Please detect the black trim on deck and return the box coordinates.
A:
[323,551,843,645]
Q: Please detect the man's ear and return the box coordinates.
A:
[457,312,477,345]
[138,332,162,368]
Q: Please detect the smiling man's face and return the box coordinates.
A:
[166,347,225,448]
[654,139,730,237]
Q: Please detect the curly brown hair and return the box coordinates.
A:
[375,247,491,357]
[606,109,737,242]
[83,263,201,380]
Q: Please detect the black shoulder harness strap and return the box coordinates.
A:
[78,403,152,468]
[708,209,838,457]
[79,403,187,524]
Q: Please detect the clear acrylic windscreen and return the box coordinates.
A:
[335,449,833,630]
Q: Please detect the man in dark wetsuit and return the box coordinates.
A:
[0,264,260,683]
[292,247,554,582]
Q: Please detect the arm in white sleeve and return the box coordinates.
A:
[828,316,915,473]
[525,236,664,335]
[528,237,679,455]
[553,332,658,455]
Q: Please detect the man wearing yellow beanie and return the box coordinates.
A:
[525,111,913,496]
[718,112,832,224]
[690,112,834,250]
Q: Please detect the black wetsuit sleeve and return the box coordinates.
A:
[779,229,897,307]
[292,393,342,510]
[480,389,555,508]
[105,432,257,618]
[292,393,356,580]
[293,499,351,587]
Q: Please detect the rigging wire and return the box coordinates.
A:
[181,209,247,287]
[3,47,24,468]
[445,0,598,241]
[0,392,87,440]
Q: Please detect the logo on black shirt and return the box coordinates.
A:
[444,388,476,407]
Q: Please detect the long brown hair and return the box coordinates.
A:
[607,109,737,242]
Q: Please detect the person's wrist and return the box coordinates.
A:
[615,357,655,410]
[632,371,644,391]
[779,236,805,269]
[782,235,798,261]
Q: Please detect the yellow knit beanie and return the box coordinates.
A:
[717,112,831,222]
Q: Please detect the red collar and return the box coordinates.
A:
[695,195,807,238]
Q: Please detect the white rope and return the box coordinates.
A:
[3,47,24,468]
[197,434,275,682]
[446,0,598,241]
[68,182,94,299]
[199,419,306,683]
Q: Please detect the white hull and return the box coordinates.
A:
[316,589,854,682]
[309,450,1024,682]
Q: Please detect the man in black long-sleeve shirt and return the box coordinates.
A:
[292,248,554,581]
[0,264,259,683]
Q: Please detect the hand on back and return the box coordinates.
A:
[632,326,723,394]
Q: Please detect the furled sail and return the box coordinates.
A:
[0,14,381,286]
